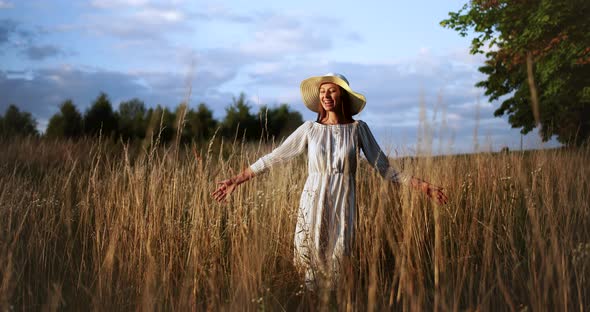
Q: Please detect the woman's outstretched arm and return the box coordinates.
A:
[211,167,256,202]
[358,120,448,205]
[211,121,311,203]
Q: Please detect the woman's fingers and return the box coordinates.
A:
[428,187,448,205]
[211,187,223,197]
[211,186,225,201]
[216,180,228,187]
[211,180,230,198]
[213,189,226,202]
[211,179,234,203]
[436,190,448,205]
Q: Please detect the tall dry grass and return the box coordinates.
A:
[0,135,589,310]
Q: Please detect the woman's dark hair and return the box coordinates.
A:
[316,86,354,123]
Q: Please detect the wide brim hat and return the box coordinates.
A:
[300,73,366,115]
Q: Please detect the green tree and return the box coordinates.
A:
[222,93,259,141]
[441,0,590,146]
[184,103,218,143]
[46,99,83,139]
[118,98,147,141]
[0,105,38,138]
[84,92,118,138]
[258,103,303,141]
[144,105,175,144]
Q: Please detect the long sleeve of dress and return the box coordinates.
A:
[358,121,409,185]
[249,121,311,175]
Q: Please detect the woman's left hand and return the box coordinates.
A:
[411,177,449,205]
[424,184,448,205]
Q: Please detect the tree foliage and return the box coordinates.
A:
[222,93,260,141]
[6,92,304,144]
[144,105,176,144]
[84,92,118,137]
[46,100,83,139]
[118,98,147,141]
[441,0,590,146]
[258,104,303,141]
[184,103,218,143]
[0,104,38,139]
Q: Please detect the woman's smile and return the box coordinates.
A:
[319,82,341,111]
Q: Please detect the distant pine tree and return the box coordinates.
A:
[46,99,83,139]
[222,93,259,141]
[258,104,303,141]
[0,104,38,138]
[84,92,118,137]
[118,98,147,141]
[183,103,218,143]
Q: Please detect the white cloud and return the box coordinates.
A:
[249,62,283,76]
[82,8,192,44]
[80,1,194,47]
[198,4,253,23]
[90,0,149,9]
[0,1,13,9]
[239,27,329,57]
[135,8,186,23]
[234,12,335,59]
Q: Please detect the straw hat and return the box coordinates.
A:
[300,73,366,115]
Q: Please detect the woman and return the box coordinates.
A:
[212,73,448,285]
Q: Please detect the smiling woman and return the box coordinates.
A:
[315,82,353,125]
[211,72,448,288]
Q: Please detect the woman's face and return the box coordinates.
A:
[319,83,342,112]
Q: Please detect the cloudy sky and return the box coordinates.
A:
[0,0,558,154]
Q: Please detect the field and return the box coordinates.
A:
[0,137,589,311]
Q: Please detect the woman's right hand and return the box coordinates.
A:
[211,168,255,203]
[211,178,237,202]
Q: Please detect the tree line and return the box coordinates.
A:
[0,92,304,144]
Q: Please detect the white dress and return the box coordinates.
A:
[249,120,408,282]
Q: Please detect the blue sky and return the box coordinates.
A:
[0,0,558,154]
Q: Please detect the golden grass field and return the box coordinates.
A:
[0,136,589,311]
